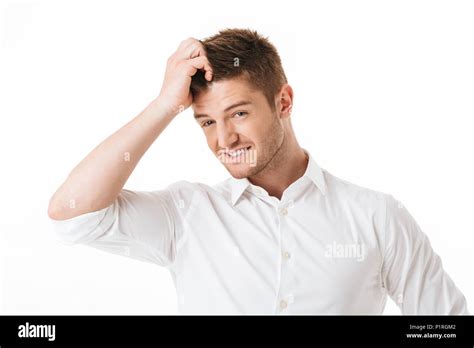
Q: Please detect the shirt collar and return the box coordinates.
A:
[230,177,251,206]
[303,149,327,197]
[229,148,327,206]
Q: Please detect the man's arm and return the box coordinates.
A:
[48,38,212,220]
[381,195,469,314]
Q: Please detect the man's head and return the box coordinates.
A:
[191,28,295,179]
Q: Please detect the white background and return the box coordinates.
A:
[0,0,472,314]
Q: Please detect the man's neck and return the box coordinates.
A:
[248,147,308,200]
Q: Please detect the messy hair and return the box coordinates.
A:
[190,28,288,110]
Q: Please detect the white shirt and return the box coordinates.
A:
[50,150,468,314]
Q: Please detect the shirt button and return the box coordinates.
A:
[280,300,288,309]
[282,251,291,260]
[279,207,288,216]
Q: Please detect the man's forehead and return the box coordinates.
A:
[192,77,260,111]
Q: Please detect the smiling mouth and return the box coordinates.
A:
[226,146,251,158]
[217,146,252,159]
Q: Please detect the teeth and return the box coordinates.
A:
[227,147,248,157]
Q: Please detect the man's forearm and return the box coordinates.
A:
[48,97,177,220]
[48,37,213,220]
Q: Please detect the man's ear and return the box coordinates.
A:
[276,84,294,119]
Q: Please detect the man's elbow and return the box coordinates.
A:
[47,196,68,221]
[48,202,61,220]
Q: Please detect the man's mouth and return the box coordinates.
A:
[217,146,252,161]
[225,146,251,158]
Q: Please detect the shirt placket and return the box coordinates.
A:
[275,198,296,314]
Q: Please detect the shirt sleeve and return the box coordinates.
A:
[381,194,469,314]
[49,182,193,267]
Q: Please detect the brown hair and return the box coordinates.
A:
[190,28,287,110]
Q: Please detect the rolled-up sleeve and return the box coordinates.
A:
[381,195,469,314]
[50,182,192,267]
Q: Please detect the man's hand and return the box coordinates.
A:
[157,38,213,113]
[48,38,213,220]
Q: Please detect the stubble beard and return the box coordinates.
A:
[226,116,286,179]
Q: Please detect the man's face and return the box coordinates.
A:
[192,76,285,179]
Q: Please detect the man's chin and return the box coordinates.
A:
[224,164,257,179]
[229,172,249,179]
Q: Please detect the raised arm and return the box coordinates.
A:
[48,38,212,220]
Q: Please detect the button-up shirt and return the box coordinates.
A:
[50,150,468,314]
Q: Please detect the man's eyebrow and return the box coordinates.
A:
[193,100,252,119]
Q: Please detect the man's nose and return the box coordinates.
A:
[216,121,238,149]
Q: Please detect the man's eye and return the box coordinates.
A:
[233,111,248,118]
[202,120,214,127]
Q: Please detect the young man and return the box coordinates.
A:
[48,29,468,314]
